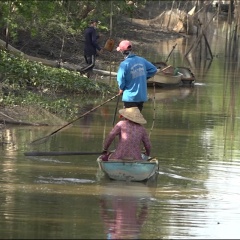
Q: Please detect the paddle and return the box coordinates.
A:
[112,94,120,127]
[152,43,177,70]
[30,93,120,145]
[24,151,102,156]
[165,43,177,63]
[111,94,120,148]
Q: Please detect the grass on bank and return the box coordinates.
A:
[0,49,117,120]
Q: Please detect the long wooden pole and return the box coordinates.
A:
[30,93,120,145]
[24,151,102,156]
[165,43,177,63]
[184,12,217,57]
[108,0,113,85]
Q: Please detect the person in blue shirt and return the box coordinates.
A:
[80,19,103,78]
[116,40,157,111]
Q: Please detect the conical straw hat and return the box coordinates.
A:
[119,107,147,124]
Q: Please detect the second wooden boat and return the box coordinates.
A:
[147,71,183,87]
[152,61,196,85]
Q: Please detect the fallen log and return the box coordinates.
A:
[0,39,59,68]
[0,38,117,77]
[93,69,117,76]
[0,111,48,126]
[0,119,48,126]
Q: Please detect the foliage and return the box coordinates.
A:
[0,0,147,119]
[0,49,113,93]
[0,49,116,119]
[0,0,147,41]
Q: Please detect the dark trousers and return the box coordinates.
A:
[84,55,95,67]
[80,55,96,78]
[123,102,144,112]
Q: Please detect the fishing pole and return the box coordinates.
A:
[30,93,120,145]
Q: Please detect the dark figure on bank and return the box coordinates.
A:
[81,19,103,78]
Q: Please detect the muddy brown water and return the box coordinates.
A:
[1,19,240,239]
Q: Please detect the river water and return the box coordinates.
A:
[1,19,240,239]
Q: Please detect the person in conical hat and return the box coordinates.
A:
[102,107,151,160]
[116,39,157,112]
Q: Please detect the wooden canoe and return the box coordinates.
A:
[152,61,196,85]
[97,155,159,182]
[147,71,183,87]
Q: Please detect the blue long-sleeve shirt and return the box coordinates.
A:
[117,54,157,102]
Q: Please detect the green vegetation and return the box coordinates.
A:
[0,0,147,119]
[0,0,145,42]
[0,49,116,119]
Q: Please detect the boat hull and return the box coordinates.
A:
[97,157,159,182]
[152,61,196,85]
[147,71,183,87]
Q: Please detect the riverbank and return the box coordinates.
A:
[0,1,185,126]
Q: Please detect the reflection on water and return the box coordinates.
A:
[99,181,155,239]
[148,86,194,103]
[78,104,95,139]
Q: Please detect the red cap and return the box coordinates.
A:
[116,40,132,51]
